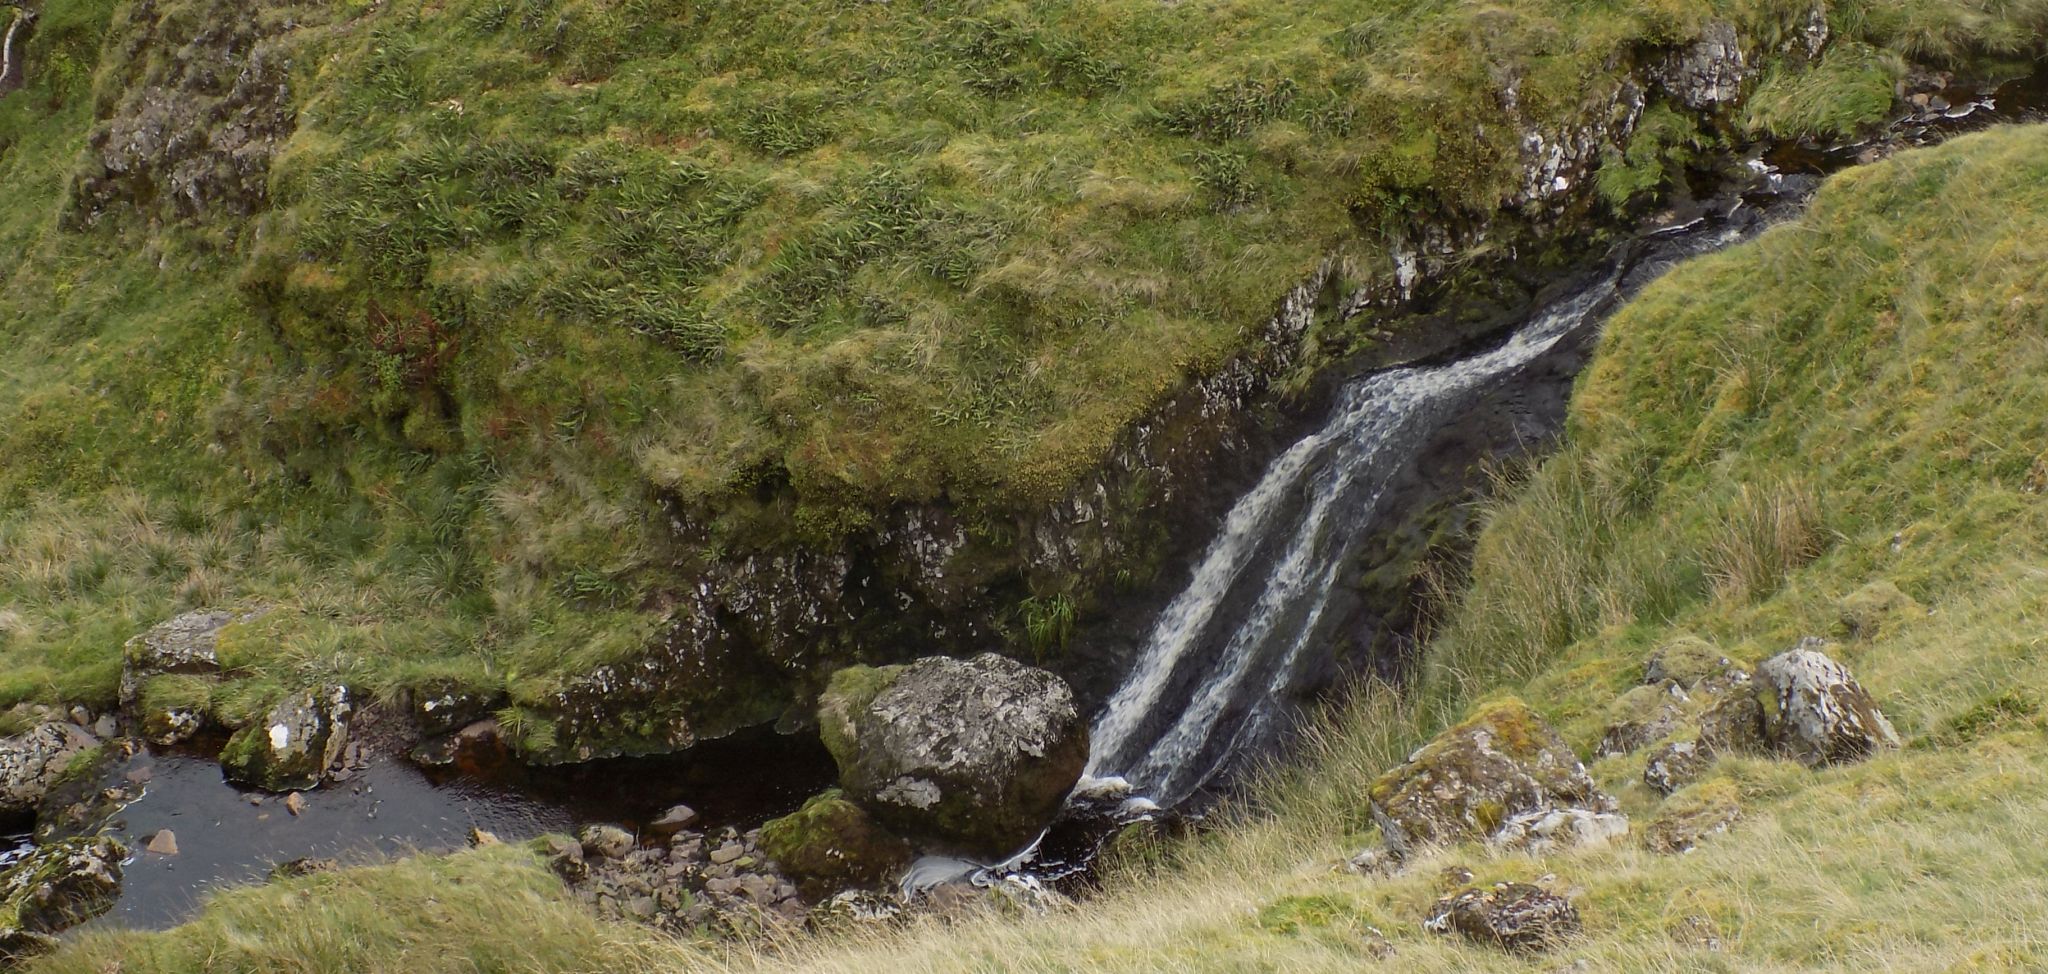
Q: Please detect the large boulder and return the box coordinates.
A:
[0,835,126,961]
[1426,882,1580,952]
[1367,698,1618,855]
[121,608,262,745]
[220,686,352,792]
[819,654,1087,857]
[0,723,97,824]
[1757,644,1900,767]
[759,790,915,894]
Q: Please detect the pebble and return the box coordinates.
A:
[146,829,179,856]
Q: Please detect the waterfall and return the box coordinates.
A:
[1083,218,1758,808]
[0,7,28,95]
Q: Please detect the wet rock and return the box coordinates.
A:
[145,829,179,856]
[539,835,588,883]
[283,791,305,817]
[0,835,126,948]
[0,722,98,822]
[579,824,635,861]
[759,790,915,894]
[34,738,146,843]
[819,654,1087,857]
[410,684,507,738]
[1643,740,1711,796]
[1836,581,1921,640]
[1597,683,1689,757]
[270,857,338,880]
[1425,882,1580,952]
[1490,807,1630,855]
[1757,644,1900,767]
[408,719,510,772]
[1368,698,1617,855]
[1644,781,1743,854]
[220,686,352,792]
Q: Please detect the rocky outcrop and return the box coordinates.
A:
[1653,21,1754,110]
[818,655,1086,858]
[759,790,914,894]
[1426,882,1580,952]
[219,686,352,791]
[68,0,303,227]
[121,607,262,746]
[1757,643,1901,767]
[1490,807,1630,855]
[1367,698,1619,856]
[0,722,96,823]
[0,835,126,962]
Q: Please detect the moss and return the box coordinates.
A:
[815,664,904,775]
[757,789,913,894]
[1836,580,1923,640]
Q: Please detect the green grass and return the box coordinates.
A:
[32,121,2048,974]
[4,0,2048,735]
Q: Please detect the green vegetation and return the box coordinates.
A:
[32,118,2048,974]
[5,0,2047,727]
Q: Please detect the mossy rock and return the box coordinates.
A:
[1643,637,1745,689]
[34,740,146,843]
[1643,779,1743,854]
[758,789,914,895]
[219,686,351,792]
[816,664,907,774]
[0,835,127,944]
[1597,683,1689,757]
[1836,580,1922,640]
[1369,697,1615,855]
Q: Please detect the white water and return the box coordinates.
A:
[0,9,24,91]
[1084,272,1624,806]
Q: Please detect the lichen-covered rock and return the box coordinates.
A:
[1643,739,1711,796]
[1643,781,1743,854]
[0,835,126,949]
[119,609,244,707]
[1757,645,1901,767]
[1652,21,1753,110]
[578,824,635,861]
[1597,682,1689,757]
[1836,581,1921,640]
[1367,698,1616,855]
[409,683,506,737]
[219,686,352,792]
[759,790,914,894]
[819,654,1087,857]
[33,738,146,844]
[0,722,97,823]
[1425,882,1580,952]
[1490,807,1630,855]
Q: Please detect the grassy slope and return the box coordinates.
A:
[35,120,2048,974]
[5,0,2047,722]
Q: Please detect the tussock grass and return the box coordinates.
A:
[34,122,2048,974]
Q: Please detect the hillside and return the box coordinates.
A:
[25,119,2048,973]
[4,0,2047,760]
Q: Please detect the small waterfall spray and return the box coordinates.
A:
[1083,218,1760,808]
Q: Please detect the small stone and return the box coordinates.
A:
[284,792,305,816]
[579,824,635,860]
[468,827,501,847]
[648,803,700,835]
[709,842,744,865]
[146,829,179,856]
[68,706,93,728]
[540,835,587,882]
[243,793,264,806]
[92,715,119,739]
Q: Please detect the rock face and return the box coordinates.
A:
[819,654,1087,857]
[759,790,915,894]
[0,835,127,959]
[68,0,300,226]
[1426,882,1580,952]
[1368,698,1618,855]
[220,686,352,791]
[1757,645,1901,767]
[1653,21,1753,109]
[0,722,97,823]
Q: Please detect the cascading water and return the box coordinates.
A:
[1082,214,1764,809]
